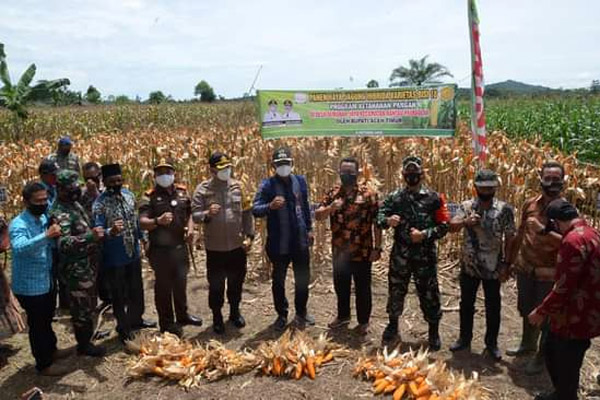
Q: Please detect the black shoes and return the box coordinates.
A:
[273,315,288,332]
[382,319,399,343]
[179,315,203,327]
[161,324,183,337]
[484,346,502,361]
[229,314,246,329]
[132,319,157,330]
[450,338,471,352]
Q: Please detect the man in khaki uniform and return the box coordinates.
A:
[139,158,202,337]
[192,153,254,334]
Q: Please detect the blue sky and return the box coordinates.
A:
[2,0,599,100]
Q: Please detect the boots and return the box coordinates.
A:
[428,323,441,352]
[382,316,399,343]
[213,312,225,334]
[506,317,539,357]
[229,305,246,328]
[75,326,106,357]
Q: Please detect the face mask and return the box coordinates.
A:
[28,203,48,216]
[107,185,122,195]
[340,173,357,187]
[476,191,495,202]
[59,148,70,156]
[276,165,292,178]
[155,174,174,188]
[541,180,563,197]
[68,186,82,202]
[217,168,231,182]
[403,173,421,187]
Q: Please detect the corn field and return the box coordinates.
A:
[0,101,598,278]
[459,96,600,163]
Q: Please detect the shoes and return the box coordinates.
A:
[534,392,557,400]
[382,322,399,343]
[506,317,540,357]
[132,319,157,330]
[273,315,288,332]
[294,313,315,327]
[77,343,106,358]
[449,338,471,352]
[355,323,370,336]
[525,352,545,375]
[92,329,111,341]
[52,348,73,361]
[328,316,351,329]
[39,363,70,376]
[229,314,246,329]
[178,315,203,327]
[484,346,502,361]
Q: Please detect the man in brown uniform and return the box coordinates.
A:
[192,152,254,334]
[506,160,564,374]
[139,158,202,337]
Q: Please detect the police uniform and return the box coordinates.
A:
[377,156,449,347]
[139,159,199,333]
[50,170,105,356]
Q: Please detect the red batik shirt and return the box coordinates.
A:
[320,185,379,262]
[536,220,600,339]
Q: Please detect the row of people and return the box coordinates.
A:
[7,140,600,400]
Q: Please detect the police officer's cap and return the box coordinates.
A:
[101,163,122,179]
[209,152,232,170]
[272,147,293,164]
[474,169,499,188]
[154,157,176,171]
[402,156,422,171]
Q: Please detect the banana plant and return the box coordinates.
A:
[0,43,70,138]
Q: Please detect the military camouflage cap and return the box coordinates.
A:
[474,169,499,187]
[56,169,79,187]
[402,155,423,171]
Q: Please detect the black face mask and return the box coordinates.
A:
[544,218,559,234]
[403,173,421,187]
[340,173,357,187]
[541,181,563,197]
[107,185,122,195]
[476,191,495,202]
[28,203,48,216]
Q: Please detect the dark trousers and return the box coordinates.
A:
[96,260,111,304]
[149,245,189,329]
[16,292,57,371]
[333,255,372,324]
[104,259,145,338]
[544,330,591,400]
[269,250,310,318]
[206,248,247,316]
[458,272,501,347]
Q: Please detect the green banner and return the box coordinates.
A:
[257,85,457,139]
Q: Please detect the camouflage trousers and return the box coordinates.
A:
[387,249,442,324]
[62,260,98,347]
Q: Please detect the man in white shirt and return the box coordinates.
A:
[281,100,302,123]
[263,100,282,123]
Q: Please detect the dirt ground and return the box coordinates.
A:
[1,247,599,400]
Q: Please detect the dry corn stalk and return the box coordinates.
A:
[353,347,489,400]
[126,331,258,389]
[256,329,347,380]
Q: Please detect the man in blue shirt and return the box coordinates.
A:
[10,182,71,375]
[93,163,155,343]
[253,147,314,331]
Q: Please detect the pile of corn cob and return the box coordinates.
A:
[126,332,258,388]
[256,329,347,380]
[353,348,489,400]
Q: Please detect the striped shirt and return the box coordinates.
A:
[9,210,53,296]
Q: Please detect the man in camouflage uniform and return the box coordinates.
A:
[139,158,202,337]
[46,136,81,175]
[50,170,106,357]
[377,156,450,350]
